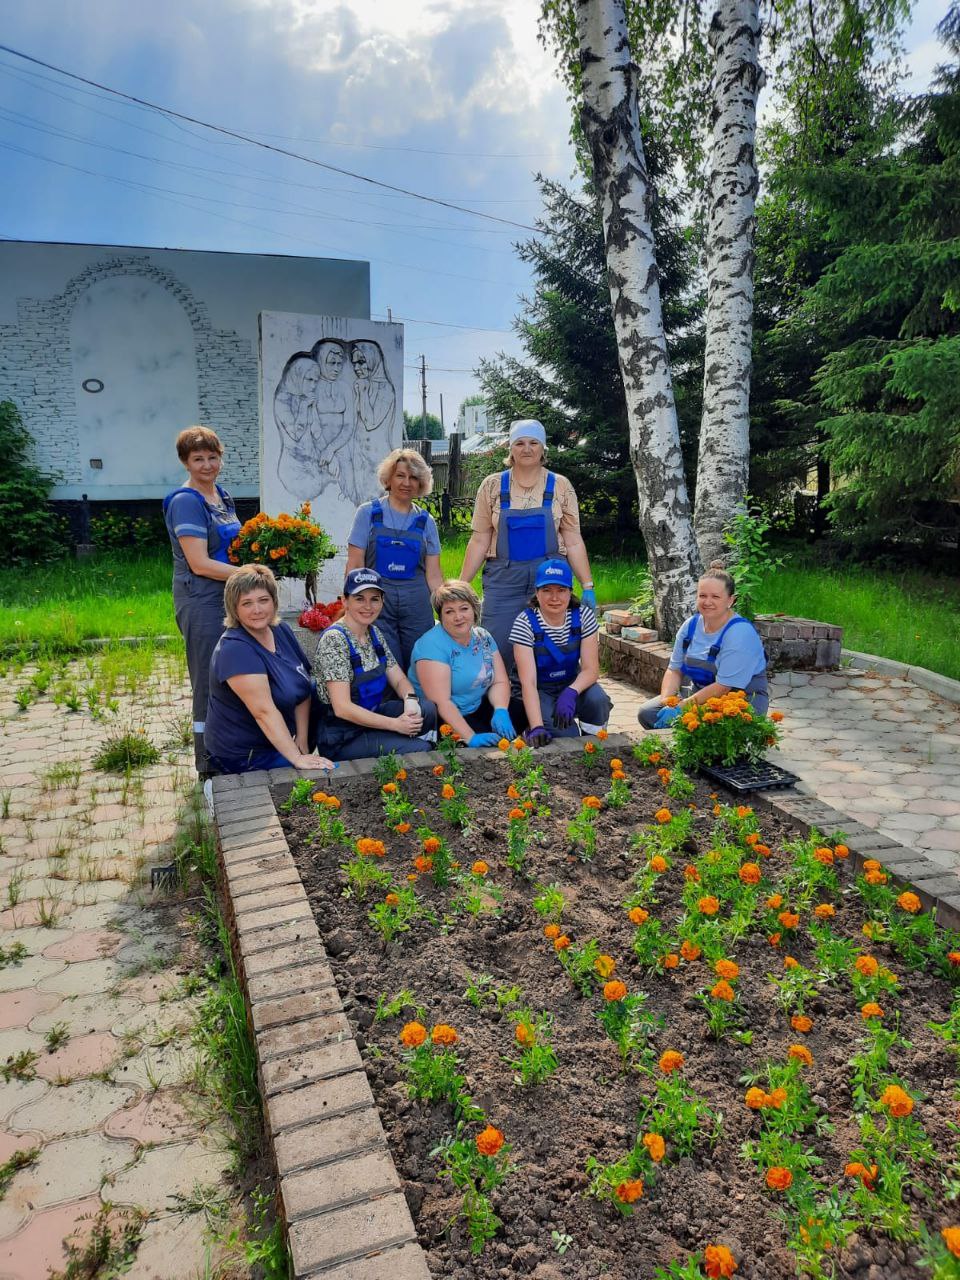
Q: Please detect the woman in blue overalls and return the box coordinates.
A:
[511,558,613,744]
[460,420,598,674]
[346,448,443,669]
[637,564,769,729]
[163,427,241,773]
[313,568,438,761]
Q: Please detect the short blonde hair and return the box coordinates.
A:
[432,578,481,624]
[223,565,280,628]
[176,426,223,462]
[377,448,434,496]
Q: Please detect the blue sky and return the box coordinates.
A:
[0,0,951,422]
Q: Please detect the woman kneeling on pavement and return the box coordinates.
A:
[637,563,769,730]
[409,580,517,749]
[314,568,437,760]
[204,565,334,775]
[511,557,612,746]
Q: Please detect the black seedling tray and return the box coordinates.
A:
[699,760,800,793]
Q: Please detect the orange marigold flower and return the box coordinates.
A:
[441,783,456,799]
[714,959,739,981]
[713,804,722,816]
[395,768,407,781]
[942,1227,960,1259]
[584,742,597,755]
[642,1132,665,1163]
[611,769,627,781]
[471,860,489,877]
[422,836,441,854]
[880,1084,913,1117]
[594,954,616,978]
[698,896,720,916]
[739,862,761,885]
[948,951,960,967]
[610,757,623,769]
[583,795,602,810]
[657,767,671,783]
[861,1002,884,1019]
[778,910,800,929]
[439,724,454,737]
[661,953,680,969]
[475,1125,505,1157]
[512,737,525,750]
[756,843,772,858]
[865,869,888,885]
[506,783,520,799]
[663,697,679,708]
[863,859,882,872]
[543,923,561,939]
[680,940,701,962]
[791,1014,813,1033]
[628,906,649,926]
[655,807,673,824]
[604,979,628,1002]
[596,728,608,740]
[515,1024,534,1047]
[614,1178,643,1204]
[784,956,799,970]
[896,891,921,914]
[385,893,400,906]
[704,1243,738,1278]
[413,855,433,874]
[382,782,397,794]
[767,1087,788,1109]
[356,837,386,857]
[311,790,328,804]
[710,979,734,1002]
[683,864,700,882]
[399,1021,426,1048]
[431,1024,458,1047]
[813,903,835,919]
[745,832,759,847]
[766,894,783,909]
[509,807,526,821]
[770,710,785,723]
[737,806,753,819]
[649,751,662,763]
[496,738,510,751]
[432,764,445,777]
[394,821,411,833]
[649,855,669,874]
[855,955,879,978]
[554,934,571,951]
[788,1044,814,1067]
[745,1087,767,1110]
[768,933,782,947]
[407,873,418,882]
[766,1166,793,1191]
[844,1161,878,1191]
[834,843,849,858]
[813,846,835,865]
[658,1050,684,1074]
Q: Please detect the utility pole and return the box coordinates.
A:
[419,355,428,441]
[439,393,445,436]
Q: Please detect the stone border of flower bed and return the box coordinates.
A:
[209,734,960,1278]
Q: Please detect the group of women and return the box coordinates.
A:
[164,420,769,777]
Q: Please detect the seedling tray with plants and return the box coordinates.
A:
[276,736,960,1280]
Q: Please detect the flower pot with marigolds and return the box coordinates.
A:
[667,690,782,771]
[228,501,335,600]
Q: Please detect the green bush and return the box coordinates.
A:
[0,401,68,564]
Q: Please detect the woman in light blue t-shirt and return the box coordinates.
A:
[409,580,517,748]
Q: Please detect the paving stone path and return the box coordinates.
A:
[1,647,957,1278]
[0,651,234,1280]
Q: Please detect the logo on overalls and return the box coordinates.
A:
[388,562,406,573]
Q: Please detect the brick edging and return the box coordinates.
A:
[210,732,959,1276]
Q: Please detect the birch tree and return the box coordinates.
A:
[574,0,701,634]
[693,0,764,565]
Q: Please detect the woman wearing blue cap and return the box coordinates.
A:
[637,564,769,729]
[460,420,597,671]
[510,558,613,744]
[313,568,438,760]
[345,448,443,668]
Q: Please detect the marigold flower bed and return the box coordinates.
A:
[277,750,960,1280]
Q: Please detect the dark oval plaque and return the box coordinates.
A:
[82,378,104,393]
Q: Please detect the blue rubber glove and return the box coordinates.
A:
[466,732,500,749]
[553,686,578,729]
[490,708,516,740]
[581,588,597,613]
[524,725,553,749]
[654,705,682,729]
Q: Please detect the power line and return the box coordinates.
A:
[0,43,539,233]
[375,312,513,334]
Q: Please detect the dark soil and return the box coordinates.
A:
[277,753,958,1280]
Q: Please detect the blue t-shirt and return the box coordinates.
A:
[205,623,314,766]
[409,624,498,715]
[348,499,441,556]
[164,485,240,572]
[669,614,766,688]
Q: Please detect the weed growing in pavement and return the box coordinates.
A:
[0,1147,39,1200]
[4,871,24,909]
[44,1022,70,1053]
[40,760,82,791]
[2,1050,39,1082]
[0,789,10,818]
[93,729,161,773]
[0,940,27,969]
[48,1204,146,1280]
[14,686,34,712]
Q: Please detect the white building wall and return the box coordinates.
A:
[0,241,370,499]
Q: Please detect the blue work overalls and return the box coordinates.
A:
[163,484,240,772]
[364,499,435,669]
[679,615,770,713]
[524,606,613,737]
[480,471,562,670]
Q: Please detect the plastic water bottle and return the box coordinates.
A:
[404,693,421,718]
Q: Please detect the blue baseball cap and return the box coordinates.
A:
[343,568,384,596]
[534,558,573,590]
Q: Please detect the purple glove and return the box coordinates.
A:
[553,686,578,729]
[524,725,553,749]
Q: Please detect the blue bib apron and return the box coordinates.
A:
[526,606,582,691]
[480,471,562,669]
[363,499,435,669]
[329,625,389,712]
[679,615,769,712]
[163,484,241,772]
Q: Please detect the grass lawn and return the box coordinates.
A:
[3,542,958,682]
